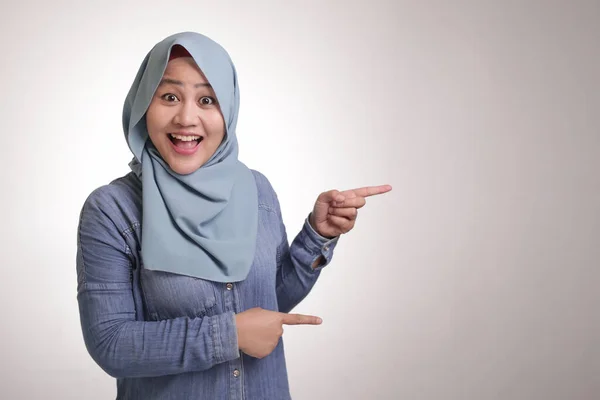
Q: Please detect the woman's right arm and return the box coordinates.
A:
[75,191,240,379]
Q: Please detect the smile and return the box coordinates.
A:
[168,133,204,155]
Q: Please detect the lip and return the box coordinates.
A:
[168,133,202,156]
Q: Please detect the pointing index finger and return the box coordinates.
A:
[348,185,393,198]
[281,313,323,325]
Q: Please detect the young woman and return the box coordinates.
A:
[76,31,391,399]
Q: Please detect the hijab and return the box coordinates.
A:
[122,31,258,282]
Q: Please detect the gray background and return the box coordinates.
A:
[0,0,598,399]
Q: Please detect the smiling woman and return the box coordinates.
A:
[146,46,225,173]
[75,31,391,400]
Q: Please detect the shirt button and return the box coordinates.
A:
[226,283,233,290]
[323,245,329,252]
[233,369,240,377]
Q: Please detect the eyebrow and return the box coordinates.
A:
[159,78,212,88]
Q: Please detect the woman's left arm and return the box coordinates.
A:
[273,207,338,314]
[271,179,392,313]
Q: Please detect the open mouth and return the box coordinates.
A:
[168,133,203,154]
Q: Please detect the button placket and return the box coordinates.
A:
[224,282,243,397]
[223,282,235,311]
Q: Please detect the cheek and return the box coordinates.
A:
[205,112,226,138]
[146,104,171,134]
[145,107,160,137]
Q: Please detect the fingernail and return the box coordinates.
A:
[317,317,323,324]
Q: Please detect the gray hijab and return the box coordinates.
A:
[122,32,258,282]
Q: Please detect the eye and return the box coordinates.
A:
[161,93,179,102]
[199,96,216,105]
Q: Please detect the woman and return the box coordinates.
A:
[76,31,391,399]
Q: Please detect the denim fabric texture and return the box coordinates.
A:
[76,170,338,399]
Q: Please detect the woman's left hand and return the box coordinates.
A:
[309,185,392,238]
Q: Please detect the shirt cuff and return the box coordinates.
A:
[299,213,340,270]
[211,311,240,364]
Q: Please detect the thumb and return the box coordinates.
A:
[280,313,323,325]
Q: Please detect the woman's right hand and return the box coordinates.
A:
[235,307,322,359]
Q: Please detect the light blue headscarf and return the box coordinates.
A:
[122,32,258,282]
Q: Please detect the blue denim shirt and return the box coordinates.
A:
[76,170,339,400]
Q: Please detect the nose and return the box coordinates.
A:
[172,100,198,127]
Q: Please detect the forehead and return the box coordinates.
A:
[162,57,208,83]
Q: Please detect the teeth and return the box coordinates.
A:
[170,133,201,141]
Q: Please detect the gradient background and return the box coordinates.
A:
[1,1,599,399]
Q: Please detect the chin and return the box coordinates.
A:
[160,152,204,175]
[169,161,204,175]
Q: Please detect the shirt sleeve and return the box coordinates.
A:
[76,191,240,379]
[272,196,340,313]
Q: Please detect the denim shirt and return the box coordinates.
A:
[76,170,339,400]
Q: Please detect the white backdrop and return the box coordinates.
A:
[0,1,599,399]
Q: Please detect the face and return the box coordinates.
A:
[146,57,225,175]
